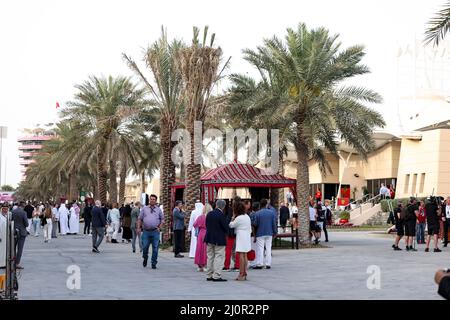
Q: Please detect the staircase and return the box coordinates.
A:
[348,194,384,226]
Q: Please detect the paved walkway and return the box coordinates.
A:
[14,229,447,299]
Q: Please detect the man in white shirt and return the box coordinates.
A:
[443,197,450,247]
[379,184,390,200]
[309,200,321,244]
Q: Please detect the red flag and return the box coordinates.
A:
[56,102,60,109]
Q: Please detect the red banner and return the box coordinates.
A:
[337,198,349,206]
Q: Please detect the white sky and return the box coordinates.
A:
[0,0,447,187]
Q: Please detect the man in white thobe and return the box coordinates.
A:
[188,202,204,258]
[58,204,70,235]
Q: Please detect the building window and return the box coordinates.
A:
[404,174,410,194]
[411,174,418,195]
[419,173,426,194]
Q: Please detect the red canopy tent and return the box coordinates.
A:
[171,162,297,204]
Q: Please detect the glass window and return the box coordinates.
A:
[404,174,410,194]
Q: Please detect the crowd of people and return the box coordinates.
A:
[2,190,332,277]
[390,196,450,252]
[0,199,151,269]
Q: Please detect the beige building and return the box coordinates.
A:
[283,120,450,201]
[124,177,161,204]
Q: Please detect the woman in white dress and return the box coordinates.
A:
[58,204,69,235]
[69,202,80,234]
[229,201,251,281]
[188,201,204,258]
[107,203,121,243]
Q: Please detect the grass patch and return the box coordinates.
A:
[273,239,330,249]
[328,225,387,232]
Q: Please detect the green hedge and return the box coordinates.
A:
[380,198,427,212]
[339,211,350,220]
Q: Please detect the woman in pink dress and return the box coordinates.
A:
[194,203,213,272]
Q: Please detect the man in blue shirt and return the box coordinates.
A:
[252,198,277,269]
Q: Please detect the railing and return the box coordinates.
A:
[351,194,382,218]
[348,193,372,208]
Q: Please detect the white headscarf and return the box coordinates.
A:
[188,202,204,232]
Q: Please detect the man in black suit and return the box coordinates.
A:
[205,199,229,282]
[12,201,29,269]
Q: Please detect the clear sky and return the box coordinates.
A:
[0,0,447,187]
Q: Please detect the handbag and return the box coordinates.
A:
[247,250,256,261]
[195,227,200,237]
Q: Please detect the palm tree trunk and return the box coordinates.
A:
[160,122,176,244]
[296,112,311,244]
[119,159,127,205]
[184,124,202,252]
[179,162,185,181]
[141,171,146,193]
[109,152,118,204]
[97,144,108,205]
[278,152,285,205]
[93,182,99,200]
[69,168,77,202]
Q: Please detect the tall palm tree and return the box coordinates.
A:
[425,1,450,46]
[176,26,229,214]
[62,75,148,204]
[227,66,293,206]
[123,29,185,241]
[233,23,385,243]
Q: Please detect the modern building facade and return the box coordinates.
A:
[17,127,55,180]
[283,119,450,202]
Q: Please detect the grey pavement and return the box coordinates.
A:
[15,228,448,300]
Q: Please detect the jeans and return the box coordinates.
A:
[256,236,273,267]
[416,222,425,243]
[32,219,40,236]
[92,227,105,248]
[142,230,160,266]
[84,219,91,234]
[131,227,142,252]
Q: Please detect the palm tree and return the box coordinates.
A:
[227,66,293,206]
[123,29,185,241]
[176,26,229,214]
[232,23,385,243]
[425,1,450,46]
[62,75,148,204]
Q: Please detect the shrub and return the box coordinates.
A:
[380,197,427,212]
[339,211,350,220]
